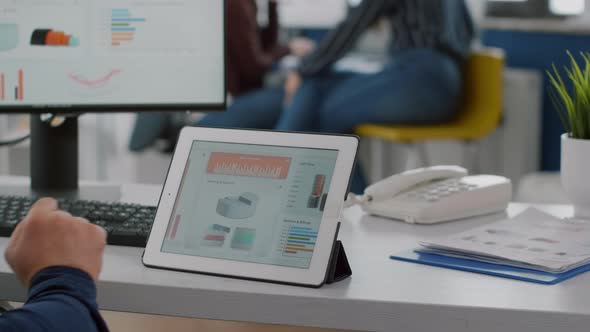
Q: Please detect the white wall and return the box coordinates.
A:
[582,0,590,18]
[466,0,487,24]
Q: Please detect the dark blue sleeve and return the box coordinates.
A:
[0,267,109,332]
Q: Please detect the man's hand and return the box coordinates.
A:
[4,198,107,287]
[284,71,303,105]
[288,37,316,58]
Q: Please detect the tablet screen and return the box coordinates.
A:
[161,141,339,269]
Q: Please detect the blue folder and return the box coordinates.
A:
[391,250,590,285]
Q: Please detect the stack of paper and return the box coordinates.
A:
[420,208,590,273]
[391,208,590,284]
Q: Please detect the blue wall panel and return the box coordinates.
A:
[482,30,590,171]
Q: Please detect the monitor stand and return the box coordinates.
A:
[0,115,121,202]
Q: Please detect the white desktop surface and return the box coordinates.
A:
[1,176,590,332]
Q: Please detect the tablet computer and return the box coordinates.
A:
[143,127,358,287]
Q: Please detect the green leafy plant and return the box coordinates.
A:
[547,51,590,139]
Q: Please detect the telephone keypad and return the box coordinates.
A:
[408,180,481,203]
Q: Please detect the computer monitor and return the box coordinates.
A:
[0,0,226,199]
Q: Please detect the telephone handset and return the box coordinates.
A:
[348,166,512,224]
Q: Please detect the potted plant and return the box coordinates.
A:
[548,51,590,218]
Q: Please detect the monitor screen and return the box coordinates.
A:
[0,0,225,112]
[161,141,339,269]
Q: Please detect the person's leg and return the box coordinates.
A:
[274,80,322,132]
[350,163,368,194]
[275,73,355,132]
[197,88,284,129]
[317,49,463,133]
[129,113,173,151]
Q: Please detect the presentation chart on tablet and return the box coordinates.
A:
[162,141,339,269]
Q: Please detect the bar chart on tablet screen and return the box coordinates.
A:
[207,152,292,180]
[279,224,318,260]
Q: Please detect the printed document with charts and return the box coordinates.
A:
[419,208,590,273]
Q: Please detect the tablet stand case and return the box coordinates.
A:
[325,240,352,284]
[323,221,352,285]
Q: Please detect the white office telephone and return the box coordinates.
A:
[348,166,512,224]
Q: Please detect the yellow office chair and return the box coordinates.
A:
[356,47,506,174]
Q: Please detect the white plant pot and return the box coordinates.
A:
[561,134,590,218]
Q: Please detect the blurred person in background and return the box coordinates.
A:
[225,0,314,96]
[197,0,475,192]
[278,0,474,132]
[129,0,315,151]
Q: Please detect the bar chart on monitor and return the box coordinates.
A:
[109,8,144,48]
[0,69,24,102]
[96,2,202,53]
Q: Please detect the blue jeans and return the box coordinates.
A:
[198,49,463,192]
[197,88,284,129]
[200,49,462,131]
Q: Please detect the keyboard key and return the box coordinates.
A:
[104,212,116,221]
[70,207,89,218]
[89,211,104,220]
[115,212,130,222]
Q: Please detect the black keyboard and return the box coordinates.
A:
[0,195,157,247]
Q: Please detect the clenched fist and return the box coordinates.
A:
[4,198,107,286]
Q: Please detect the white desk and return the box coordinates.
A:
[1,176,590,332]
